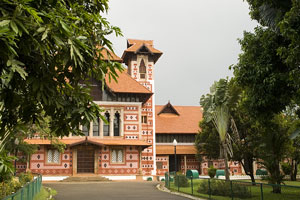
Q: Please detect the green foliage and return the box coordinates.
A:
[195,120,220,160]
[233,0,300,190]
[0,178,22,199]
[0,0,123,141]
[174,174,190,187]
[18,172,33,185]
[200,78,232,180]
[147,177,152,181]
[257,114,291,191]
[198,179,251,199]
[208,166,217,178]
[0,151,16,182]
[281,162,292,176]
[33,186,57,200]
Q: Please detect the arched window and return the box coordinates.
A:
[103,112,110,136]
[139,59,146,79]
[114,112,120,136]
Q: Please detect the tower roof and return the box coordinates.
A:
[122,39,162,64]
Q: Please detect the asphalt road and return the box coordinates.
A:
[44,181,190,200]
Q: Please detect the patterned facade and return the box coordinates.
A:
[22,39,244,178]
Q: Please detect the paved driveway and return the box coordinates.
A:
[44,181,189,200]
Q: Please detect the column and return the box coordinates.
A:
[110,108,114,137]
[94,149,98,174]
[184,155,187,174]
[100,118,103,138]
[120,108,124,137]
[138,146,142,174]
[89,121,93,137]
[73,149,77,175]
[138,104,142,139]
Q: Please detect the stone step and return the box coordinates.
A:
[61,176,110,182]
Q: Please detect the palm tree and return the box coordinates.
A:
[200,79,231,180]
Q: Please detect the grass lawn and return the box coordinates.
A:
[33,186,57,200]
[168,179,300,200]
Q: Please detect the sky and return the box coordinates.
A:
[105,0,258,106]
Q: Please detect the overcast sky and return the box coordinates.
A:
[105,0,257,106]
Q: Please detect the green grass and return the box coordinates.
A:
[167,179,300,200]
[33,187,57,200]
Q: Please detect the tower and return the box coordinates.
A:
[122,39,162,175]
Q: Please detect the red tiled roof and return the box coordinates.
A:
[156,145,197,155]
[122,39,162,64]
[25,138,150,147]
[105,69,152,94]
[24,139,82,145]
[155,104,202,134]
[97,46,122,62]
[128,39,153,46]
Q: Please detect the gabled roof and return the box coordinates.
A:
[157,102,180,115]
[122,39,162,64]
[155,104,202,134]
[105,69,152,94]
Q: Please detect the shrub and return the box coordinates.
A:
[174,174,190,187]
[147,177,152,181]
[281,162,292,176]
[208,166,217,178]
[198,179,251,199]
[18,172,34,185]
[0,178,22,199]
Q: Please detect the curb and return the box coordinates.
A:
[44,187,53,200]
[156,183,205,200]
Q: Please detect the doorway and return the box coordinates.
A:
[77,145,95,173]
[169,154,181,172]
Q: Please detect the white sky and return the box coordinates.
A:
[105,0,257,106]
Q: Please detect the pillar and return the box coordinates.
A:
[184,155,187,174]
[100,118,104,138]
[120,109,124,137]
[73,149,77,175]
[110,108,114,137]
[139,146,142,174]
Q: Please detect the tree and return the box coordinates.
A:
[198,79,260,183]
[195,120,220,161]
[285,105,300,181]
[258,115,292,193]
[200,79,231,180]
[0,0,123,142]
[233,1,300,192]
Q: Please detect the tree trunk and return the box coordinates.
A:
[291,160,298,181]
[222,142,230,181]
[271,162,281,193]
[241,157,256,185]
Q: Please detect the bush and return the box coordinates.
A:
[0,178,22,199]
[198,179,251,199]
[147,177,152,181]
[18,172,34,185]
[174,174,190,187]
[208,166,217,178]
[281,162,292,176]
